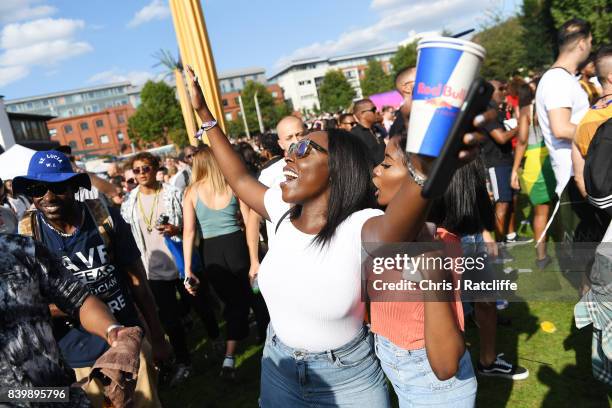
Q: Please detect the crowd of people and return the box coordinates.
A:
[1,17,611,408]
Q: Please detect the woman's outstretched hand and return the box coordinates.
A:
[185,65,207,112]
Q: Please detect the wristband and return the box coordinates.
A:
[200,120,218,132]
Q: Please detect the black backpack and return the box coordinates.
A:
[584,117,612,217]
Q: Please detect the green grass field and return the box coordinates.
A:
[160,241,611,407]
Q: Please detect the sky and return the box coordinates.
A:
[0,0,521,100]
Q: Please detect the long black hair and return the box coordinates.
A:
[290,128,376,247]
[393,134,494,235]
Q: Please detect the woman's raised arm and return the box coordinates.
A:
[185,65,269,220]
[362,110,495,244]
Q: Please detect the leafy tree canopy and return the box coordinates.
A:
[318,70,356,112]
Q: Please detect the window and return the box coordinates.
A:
[84,137,93,146]
[225,112,233,121]
[80,122,89,130]
[68,141,77,149]
[271,91,278,98]
[95,119,104,127]
[222,99,228,106]
[100,134,109,144]
[64,124,73,133]
[117,114,125,124]
[49,128,57,137]
[234,97,240,105]
[117,131,124,141]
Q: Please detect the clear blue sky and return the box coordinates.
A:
[0,0,521,100]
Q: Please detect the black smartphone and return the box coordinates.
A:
[421,78,493,199]
[156,214,169,226]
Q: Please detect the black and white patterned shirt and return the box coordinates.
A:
[0,234,91,407]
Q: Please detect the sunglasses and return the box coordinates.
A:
[342,121,357,127]
[288,139,328,159]
[361,107,377,114]
[25,182,72,198]
[132,166,152,175]
[126,178,136,185]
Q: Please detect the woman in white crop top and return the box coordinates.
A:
[186,66,486,408]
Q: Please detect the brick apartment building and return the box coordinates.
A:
[220,84,285,122]
[47,105,134,156]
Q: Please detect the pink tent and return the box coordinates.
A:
[367,90,403,111]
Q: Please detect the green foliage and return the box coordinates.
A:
[550,0,612,47]
[167,128,189,148]
[128,80,184,144]
[240,81,278,132]
[473,18,528,80]
[318,70,356,112]
[390,42,417,78]
[227,119,246,139]
[274,102,293,119]
[520,0,555,71]
[361,59,393,97]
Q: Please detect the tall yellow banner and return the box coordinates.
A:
[169,0,226,145]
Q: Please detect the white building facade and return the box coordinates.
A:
[268,47,397,112]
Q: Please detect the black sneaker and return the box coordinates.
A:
[477,353,529,380]
[505,235,533,247]
[536,255,552,270]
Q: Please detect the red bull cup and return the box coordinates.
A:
[406,37,486,157]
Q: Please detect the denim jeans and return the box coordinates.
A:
[259,325,391,407]
[374,334,477,407]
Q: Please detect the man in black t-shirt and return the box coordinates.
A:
[481,81,519,243]
[351,98,386,165]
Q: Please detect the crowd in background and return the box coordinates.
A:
[1,17,611,408]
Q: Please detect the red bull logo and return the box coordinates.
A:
[416,82,466,107]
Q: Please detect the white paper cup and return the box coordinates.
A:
[406,36,486,157]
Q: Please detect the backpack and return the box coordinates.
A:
[19,199,116,260]
[584,118,612,217]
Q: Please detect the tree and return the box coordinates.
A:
[226,119,246,139]
[390,42,417,79]
[472,17,528,80]
[167,128,189,148]
[240,81,278,132]
[318,70,356,112]
[361,60,393,97]
[550,0,611,47]
[128,80,185,145]
[520,0,555,71]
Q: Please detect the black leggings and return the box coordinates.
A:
[201,230,252,341]
[148,279,190,365]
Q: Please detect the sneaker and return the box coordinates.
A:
[536,255,552,270]
[477,353,529,380]
[505,234,533,247]
[220,356,236,379]
[169,363,191,386]
[496,299,509,310]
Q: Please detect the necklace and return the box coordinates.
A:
[41,208,84,238]
[137,187,160,233]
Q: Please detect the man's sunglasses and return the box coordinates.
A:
[361,107,377,114]
[342,121,357,127]
[126,178,137,185]
[25,182,72,198]
[288,139,328,159]
[132,166,152,175]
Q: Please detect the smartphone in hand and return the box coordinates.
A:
[421,78,493,199]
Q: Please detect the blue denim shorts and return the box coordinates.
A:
[259,325,390,407]
[374,334,477,407]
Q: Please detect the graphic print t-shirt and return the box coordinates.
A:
[39,203,142,367]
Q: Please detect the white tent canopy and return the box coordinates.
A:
[0,144,36,180]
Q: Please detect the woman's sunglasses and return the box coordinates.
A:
[132,166,152,175]
[25,182,71,198]
[288,139,328,159]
